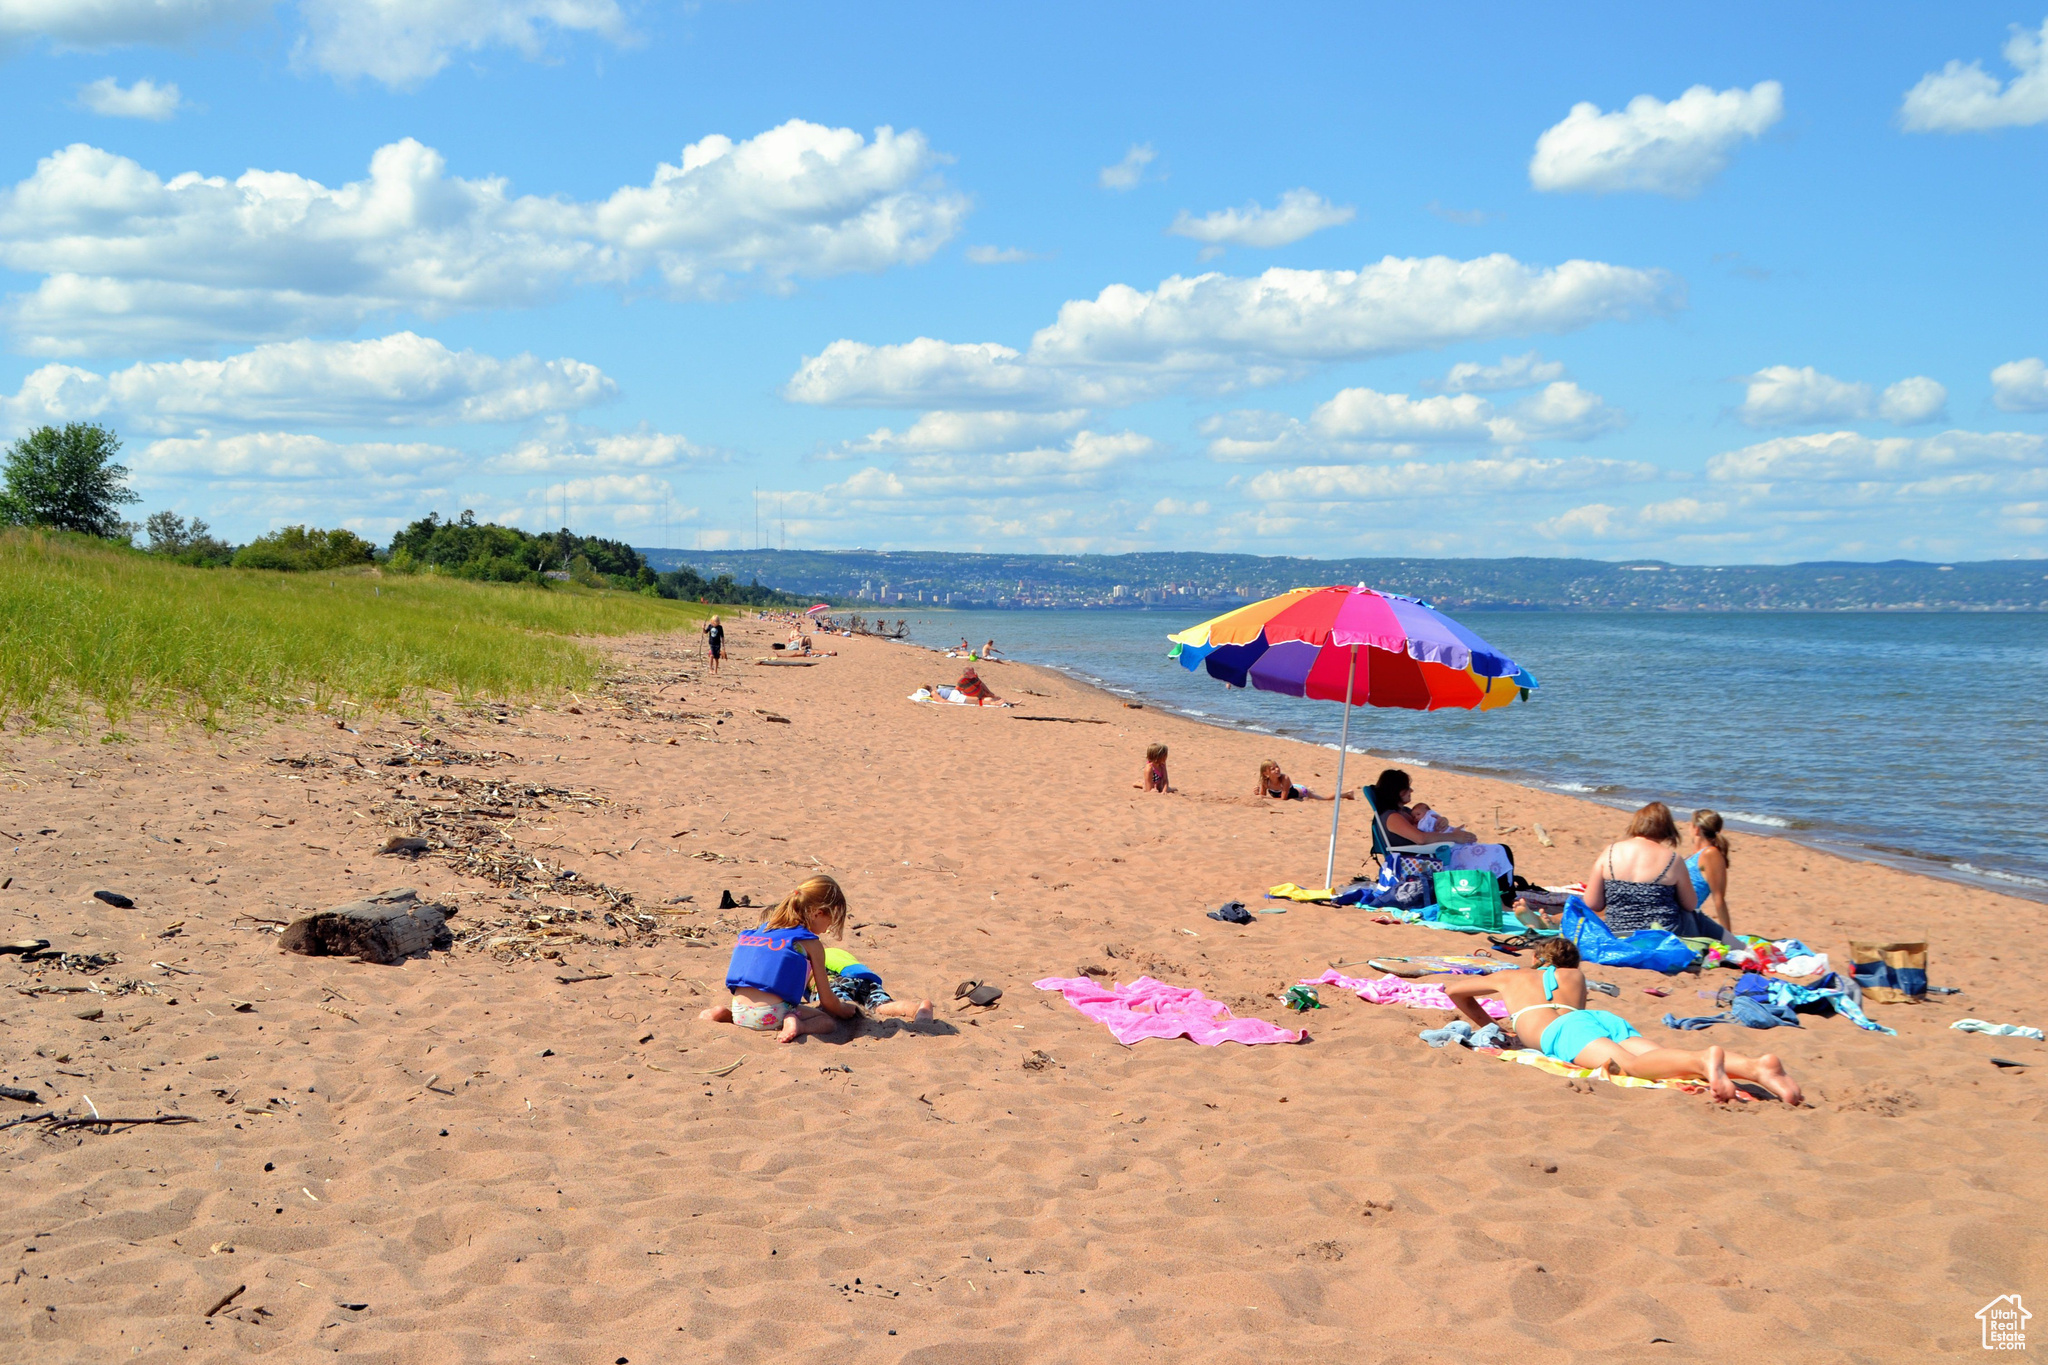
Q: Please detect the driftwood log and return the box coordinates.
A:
[279,888,454,965]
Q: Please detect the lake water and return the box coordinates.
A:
[892,608,2048,900]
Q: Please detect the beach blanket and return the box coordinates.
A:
[1033,975,1304,1046]
[1368,906,1554,938]
[1491,1047,1707,1092]
[1309,969,1508,1018]
[908,686,1012,708]
[1266,882,1336,902]
[1367,955,1515,977]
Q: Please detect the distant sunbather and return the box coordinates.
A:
[1442,940,1803,1104]
[1253,759,1344,801]
[954,667,998,706]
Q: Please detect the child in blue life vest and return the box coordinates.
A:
[701,875,857,1042]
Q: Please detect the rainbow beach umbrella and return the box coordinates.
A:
[1168,585,1537,890]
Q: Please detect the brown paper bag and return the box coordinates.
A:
[1850,940,1927,1003]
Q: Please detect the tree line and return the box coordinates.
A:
[0,422,798,604]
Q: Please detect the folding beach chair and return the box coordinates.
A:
[1364,785,1457,874]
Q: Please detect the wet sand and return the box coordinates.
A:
[1,620,2041,1362]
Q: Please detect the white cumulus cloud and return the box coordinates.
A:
[1738,365,1948,427]
[0,0,270,47]
[76,76,181,119]
[965,245,1042,265]
[0,122,967,353]
[1433,350,1565,393]
[1167,189,1354,253]
[295,0,631,88]
[790,254,1674,411]
[1992,357,2048,412]
[134,430,462,482]
[2,332,615,433]
[1876,375,1949,425]
[1535,496,1725,541]
[1243,454,1659,504]
[1707,428,2047,488]
[1900,16,2048,132]
[1207,380,1623,460]
[827,429,1157,499]
[487,420,713,474]
[1098,143,1155,191]
[1530,81,1784,196]
[848,409,1088,455]
[1,1,635,90]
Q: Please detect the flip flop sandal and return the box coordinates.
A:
[954,981,1003,1007]
[1487,933,1540,953]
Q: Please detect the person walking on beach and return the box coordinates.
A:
[1442,939,1803,1105]
[701,614,725,673]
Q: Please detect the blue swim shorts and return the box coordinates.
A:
[1539,1008,1640,1064]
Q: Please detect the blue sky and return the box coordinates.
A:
[1,2,2043,562]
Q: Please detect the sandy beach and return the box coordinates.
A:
[2,618,2041,1363]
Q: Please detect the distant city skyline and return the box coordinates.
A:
[0,4,2043,562]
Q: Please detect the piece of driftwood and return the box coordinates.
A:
[279,888,454,965]
[1010,715,1109,725]
[205,1285,246,1317]
[0,1110,198,1133]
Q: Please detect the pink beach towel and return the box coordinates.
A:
[1310,969,1508,1018]
[1034,975,1304,1046]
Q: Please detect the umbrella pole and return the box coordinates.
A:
[1323,644,1358,891]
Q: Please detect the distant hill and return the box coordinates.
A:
[634,548,2048,611]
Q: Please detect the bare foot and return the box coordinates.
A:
[777,1016,802,1044]
[914,999,933,1022]
[1704,1045,1737,1102]
[698,1005,732,1023]
[1755,1054,1805,1107]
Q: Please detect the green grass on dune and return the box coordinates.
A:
[0,529,712,727]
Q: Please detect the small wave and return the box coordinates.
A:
[1550,781,1601,794]
[1723,809,1794,829]
[1953,863,2048,890]
[1183,709,1207,717]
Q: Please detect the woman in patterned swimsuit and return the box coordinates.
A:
[1585,801,1702,935]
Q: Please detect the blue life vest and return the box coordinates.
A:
[725,923,817,1001]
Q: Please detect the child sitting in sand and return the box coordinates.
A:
[1136,743,1171,792]
[701,876,931,1042]
[1440,939,1804,1105]
[702,875,859,1043]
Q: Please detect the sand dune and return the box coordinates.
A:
[2,619,2041,1361]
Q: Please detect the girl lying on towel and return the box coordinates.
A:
[701,876,931,1043]
[1439,939,1804,1105]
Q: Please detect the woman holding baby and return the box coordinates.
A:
[1370,768,1516,883]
